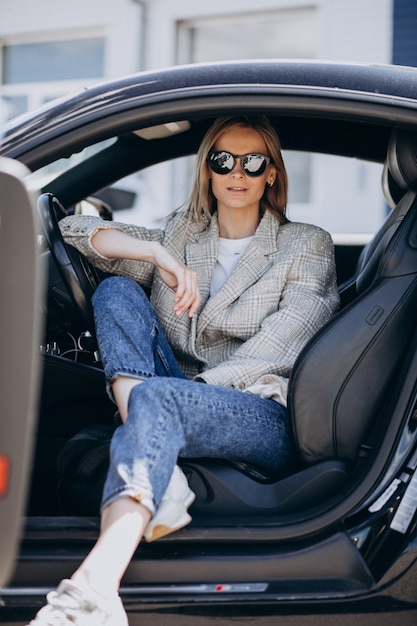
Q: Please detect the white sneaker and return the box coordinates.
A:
[144,465,195,542]
[27,579,128,626]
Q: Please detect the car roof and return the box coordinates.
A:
[3,60,417,159]
[2,60,417,207]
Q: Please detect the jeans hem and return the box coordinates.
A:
[105,370,153,403]
[101,487,155,516]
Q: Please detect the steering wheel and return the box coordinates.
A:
[37,192,101,333]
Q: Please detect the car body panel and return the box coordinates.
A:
[0,157,43,587]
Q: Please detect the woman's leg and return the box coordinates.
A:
[71,497,151,595]
[104,377,293,515]
[92,276,185,421]
[63,276,188,593]
[93,276,185,385]
[26,497,147,625]
[75,376,290,599]
[26,278,186,623]
[93,275,195,535]
[26,277,292,624]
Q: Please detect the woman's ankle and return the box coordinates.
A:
[70,569,120,597]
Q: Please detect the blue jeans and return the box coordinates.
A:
[92,277,294,515]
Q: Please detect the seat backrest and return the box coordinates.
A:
[356,128,417,293]
[288,127,417,465]
[339,128,417,305]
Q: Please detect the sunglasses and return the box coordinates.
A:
[207,150,271,177]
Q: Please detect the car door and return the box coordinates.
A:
[0,157,43,586]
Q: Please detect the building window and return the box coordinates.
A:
[0,35,105,120]
[177,8,318,62]
[3,38,105,84]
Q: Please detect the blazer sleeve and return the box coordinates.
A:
[196,228,339,393]
[59,215,164,287]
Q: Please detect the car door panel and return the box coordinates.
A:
[0,157,43,586]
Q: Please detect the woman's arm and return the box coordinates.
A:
[60,215,201,318]
[91,228,201,317]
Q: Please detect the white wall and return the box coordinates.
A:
[321,0,393,62]
[142,0,392,70]
[1,0,392,78]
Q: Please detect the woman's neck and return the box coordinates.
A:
[217,208,260,239]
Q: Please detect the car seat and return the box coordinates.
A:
[339,127,417,306]
[56,127,417,520]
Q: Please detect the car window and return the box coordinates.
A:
[285,151,385,243]
[104,152,385,244]
[25,137,116,192]
[27,143,386,244]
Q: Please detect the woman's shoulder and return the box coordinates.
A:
[273,220,335,261]
[164,206,190,227]
[163,207,209,238]
[280,219,333,242]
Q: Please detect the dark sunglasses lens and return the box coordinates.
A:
[242,154,268,176]
[209,151,234,174]
[208,151,269,176]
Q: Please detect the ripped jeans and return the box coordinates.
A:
[92,276,293,515]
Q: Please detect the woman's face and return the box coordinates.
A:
[208,126,276,218]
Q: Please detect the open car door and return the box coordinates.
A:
[0,157,43,586]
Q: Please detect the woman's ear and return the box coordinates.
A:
[267,164,277,187]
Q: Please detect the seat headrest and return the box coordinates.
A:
[382,161,405,208]
[387,127,417,192]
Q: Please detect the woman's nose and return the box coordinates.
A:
[231,157,244,175]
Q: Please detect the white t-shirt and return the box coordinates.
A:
[210,236,254,296]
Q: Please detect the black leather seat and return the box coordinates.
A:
[56,127,417,519]
[339,128,417,306]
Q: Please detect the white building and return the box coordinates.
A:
[0,0,394,234]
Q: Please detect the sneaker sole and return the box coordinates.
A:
[145,489,196,542]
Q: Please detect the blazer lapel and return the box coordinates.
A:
[196,211,281,338]
[185,214,219,307]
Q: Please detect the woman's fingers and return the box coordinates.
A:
[154,247,201,317]
[173,267,201,317]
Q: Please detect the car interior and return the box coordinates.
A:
[25,113,417,547]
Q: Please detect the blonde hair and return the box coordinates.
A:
[187,116,289,224]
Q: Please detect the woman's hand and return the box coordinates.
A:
[152,243,201,318]
[91,228,201,317]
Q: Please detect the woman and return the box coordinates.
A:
[28,116,339,625]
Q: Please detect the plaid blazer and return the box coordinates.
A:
[60,210,339,405]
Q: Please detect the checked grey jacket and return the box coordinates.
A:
[60,209,339,406]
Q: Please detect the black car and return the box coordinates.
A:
[1,60,417,625]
